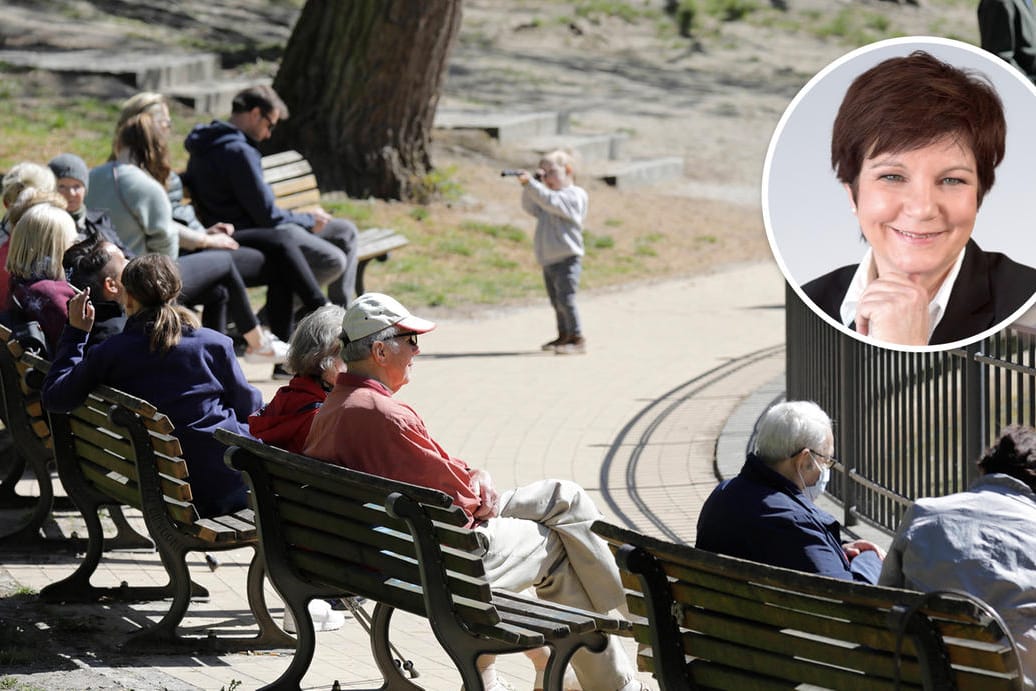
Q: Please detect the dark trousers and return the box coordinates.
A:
[178,249,260,335]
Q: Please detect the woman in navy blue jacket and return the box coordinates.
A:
[41,254,261,518]
[696,400,884,583]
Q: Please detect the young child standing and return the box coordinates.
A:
[517,149,589,354]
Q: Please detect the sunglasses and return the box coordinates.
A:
[390,332,418,348]
[261,112,277,132]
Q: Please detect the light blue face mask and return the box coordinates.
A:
[799,454,829,503]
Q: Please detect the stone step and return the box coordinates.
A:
[0,49,219,91]
[593,157,685,188]
[434,109,566,144]
[166,76,272,116]
[520,132,628,162]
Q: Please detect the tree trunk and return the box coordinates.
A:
[271,0,462,200]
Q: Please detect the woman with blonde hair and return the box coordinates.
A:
[42,254,261,518]
[5,197,79,349]
[0,162,58,309]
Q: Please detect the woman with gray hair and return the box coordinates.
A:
[696,400,885,583]
[249,304,348,453]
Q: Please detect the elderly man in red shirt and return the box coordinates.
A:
[304,293,643,691]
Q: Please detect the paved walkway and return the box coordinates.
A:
[0,260,787,690]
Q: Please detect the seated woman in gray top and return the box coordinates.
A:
[87,108,286,364]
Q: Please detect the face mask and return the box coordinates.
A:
[799,455,829,503]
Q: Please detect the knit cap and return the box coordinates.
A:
[48,153,89,189]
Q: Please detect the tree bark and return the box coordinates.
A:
[271,0,462,200]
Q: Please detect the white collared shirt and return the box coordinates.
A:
[838,247,967,343]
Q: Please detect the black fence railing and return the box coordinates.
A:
[786,284,1036,535]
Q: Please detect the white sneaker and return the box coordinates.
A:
[282,599,346,634]
[245,332,290,365]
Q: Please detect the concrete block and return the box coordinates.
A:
[434,109,562,144]
[0,49,218,90]
[167,77,272,116]
[521,133,623,163]
[596,157,685,188]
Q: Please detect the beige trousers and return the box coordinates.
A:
[475,479,636,691]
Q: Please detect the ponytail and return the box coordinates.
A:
[121,254,199,354]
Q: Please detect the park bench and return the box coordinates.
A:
[217,428,632,691]
[592,521,1023,691]
[36,367,293,651]
[0,326,148,551]
[261,149,408,296]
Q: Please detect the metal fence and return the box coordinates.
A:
[786,284,1036,535]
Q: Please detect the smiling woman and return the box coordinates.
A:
[765,38,1036,351]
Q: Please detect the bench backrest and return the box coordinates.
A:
[261,150,321,212]
[0,324,53,460]
[592,521,1021,691]
[216,429,500,626]
[36,354,247,542]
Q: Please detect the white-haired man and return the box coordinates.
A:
[696,400,884,583]
[304,293,645,691]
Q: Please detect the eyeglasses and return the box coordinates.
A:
[809,450,838,469]
[390,332,418,348]
[261,113,277,132]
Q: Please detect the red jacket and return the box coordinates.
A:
[248,375,327,454]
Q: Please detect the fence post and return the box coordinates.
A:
[838,331,857,527]
[962,342,984,487]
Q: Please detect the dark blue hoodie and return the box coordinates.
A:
[183,120,315,231]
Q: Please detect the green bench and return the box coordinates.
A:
[261,150,408,295]
[593,521,1022,690]
[218,429,632,691]
[36,367,292,651]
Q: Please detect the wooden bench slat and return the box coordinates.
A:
[269,174,319,198]
[276,189,323,210]
[262,159,312,183]
[260,149,306,169]
[271,477,481,551]
[193,516,254,543]
[281,521,491,602]
[79,462,139,509]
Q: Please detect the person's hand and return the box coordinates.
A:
[203,232,239,250]
[311,207,332,233]
[68,287,95,333]
[843,539,886,561]
[207,222,235,236]
[517,170,532,185]
[855,272,929,345]
[470,468,500,520]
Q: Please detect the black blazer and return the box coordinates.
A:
[802,239,1036,345]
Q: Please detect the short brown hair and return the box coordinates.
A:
[231,85,289,120]
[831,50,1005,205]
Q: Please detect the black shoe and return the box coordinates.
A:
[272,364,293,380]
[541,335,566,351]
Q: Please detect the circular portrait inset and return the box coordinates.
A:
[764,36,1036,352]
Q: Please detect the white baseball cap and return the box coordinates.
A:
[341,293,436,342]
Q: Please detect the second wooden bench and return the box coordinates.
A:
[218,429,632,691]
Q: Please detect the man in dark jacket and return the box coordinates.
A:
[696,400,884,583]
[183,85,359,316]
[979,0,1036,84]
